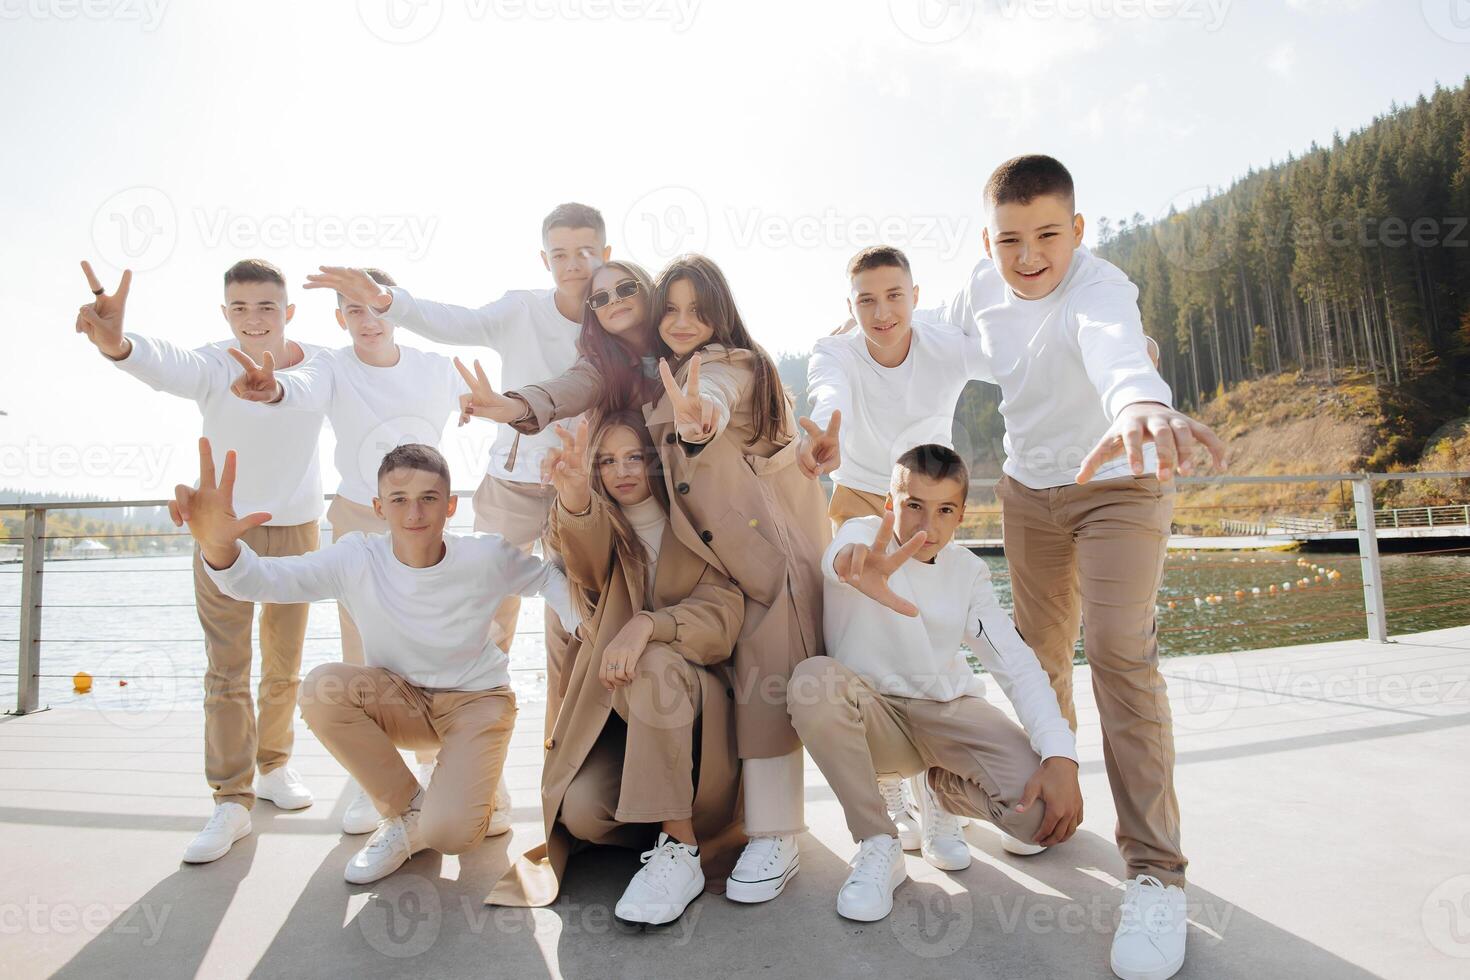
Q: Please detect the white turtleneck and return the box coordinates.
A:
[620,495,668,596]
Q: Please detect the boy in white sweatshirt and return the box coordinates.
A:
[930,155,1226,980]
[302,203,609,665]
[73,258,326,865]
[788,444,1081,924]
[173,439,576,885]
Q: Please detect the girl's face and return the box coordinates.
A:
[658,277,715,357]
[589,266,647,337]
[597,425,653,507]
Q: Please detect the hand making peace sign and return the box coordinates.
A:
[75,260,134,360]
[169,438,273,569]
[832,510,928,617]
[541,420,592,515]
[453,357,527,426]
[657,353,717,444]
[796,410,842,480]
[227,348,282,403]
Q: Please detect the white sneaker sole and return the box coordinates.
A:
[896,826,922,851]
[1002,836,1048,856]
[837,866,907,922]
[256,788,313,811]
[615,880,706,927]
[183,821,251,864]
[922,844,973,872]
[725,858,799,904]
[1110,944,1185,980]
[344,849,415,885]
[341,812,380,835]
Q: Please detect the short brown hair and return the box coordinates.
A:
[377,443,451,491]
[847,245,911,280]
[542,202,605,244]
[893,444,969,499]
[223,258,286,290]
[983,154,1076,211]
[339,267,397,306]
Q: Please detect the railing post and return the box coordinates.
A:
[13,507,46,715]
[1351,476,1388,642]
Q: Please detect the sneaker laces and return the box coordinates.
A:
[922,785,962,843]
[364,816,408,857]
[847,837,896,886]
[636,837,691,891]
[733,835,782,876]
[1118,875,1176,937]
[879,777,911,819]
[201,805,235,833]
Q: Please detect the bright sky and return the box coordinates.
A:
[3,0,1465,500]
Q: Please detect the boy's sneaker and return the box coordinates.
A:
[345,810,423,885]
[1001,831,1047,856]
[879,774,922,851]
[256,766,312,810]
[486,775,512,837]
[1110,874,1187,980]
[341,781,380,835]
[725,834,799,903]
[182,802,251,864]
[615,833,705,925]
[916,772,971,871]
[836,834,906,922]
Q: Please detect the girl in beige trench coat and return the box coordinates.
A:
[461,254,830,903]
[486,410,744,924]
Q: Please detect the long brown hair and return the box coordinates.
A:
[651,253,790,447]
[567,410,670,621]
[576,260,661,422]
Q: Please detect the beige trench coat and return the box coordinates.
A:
[485,493,744,907]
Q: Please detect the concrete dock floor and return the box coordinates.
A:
[3,626,1469,979]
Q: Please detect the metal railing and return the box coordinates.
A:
[5,471,1470,716]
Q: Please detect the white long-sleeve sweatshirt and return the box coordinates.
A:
[205,530,576,691]
[822,516,1077,764]
[933,245,1172,489]
[114,334,326,526]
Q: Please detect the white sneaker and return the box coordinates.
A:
[416,760,436,789]
[1001,831,1047,856]
[183,802,251,864]
[916,773,971,871]
[879,774,922,851]
[1111,874,1187,980]
[614,833,705,925]
[345,810,424,885]
[486,774,512,837]
[255,766,312,810]
[836,834,907,922]
[725,834,799,903]
[341,781,380,835]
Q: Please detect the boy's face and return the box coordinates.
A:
[982,193,1085,300]
[337,296,396,354]
[373,466,457,542]
[541,226,609,297]
[847,264,917,357]
[221,280,293,349]
[889,470,967,562]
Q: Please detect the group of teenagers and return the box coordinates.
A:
[73,154,1225,980]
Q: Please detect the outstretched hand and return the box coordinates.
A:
[797,410,841,480]
[658,354,717,444]
[168,438,272,569]
[832,511,926,617]
[1077,401,1226,484]
[75,260,133,360]
[227,348,282,403]
[542,420,592,515]
[454,356,525,425]
[302,266,394,313]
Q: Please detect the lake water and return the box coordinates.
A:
[3,545,1468,715]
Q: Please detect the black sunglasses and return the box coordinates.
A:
[587,279,641,310]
